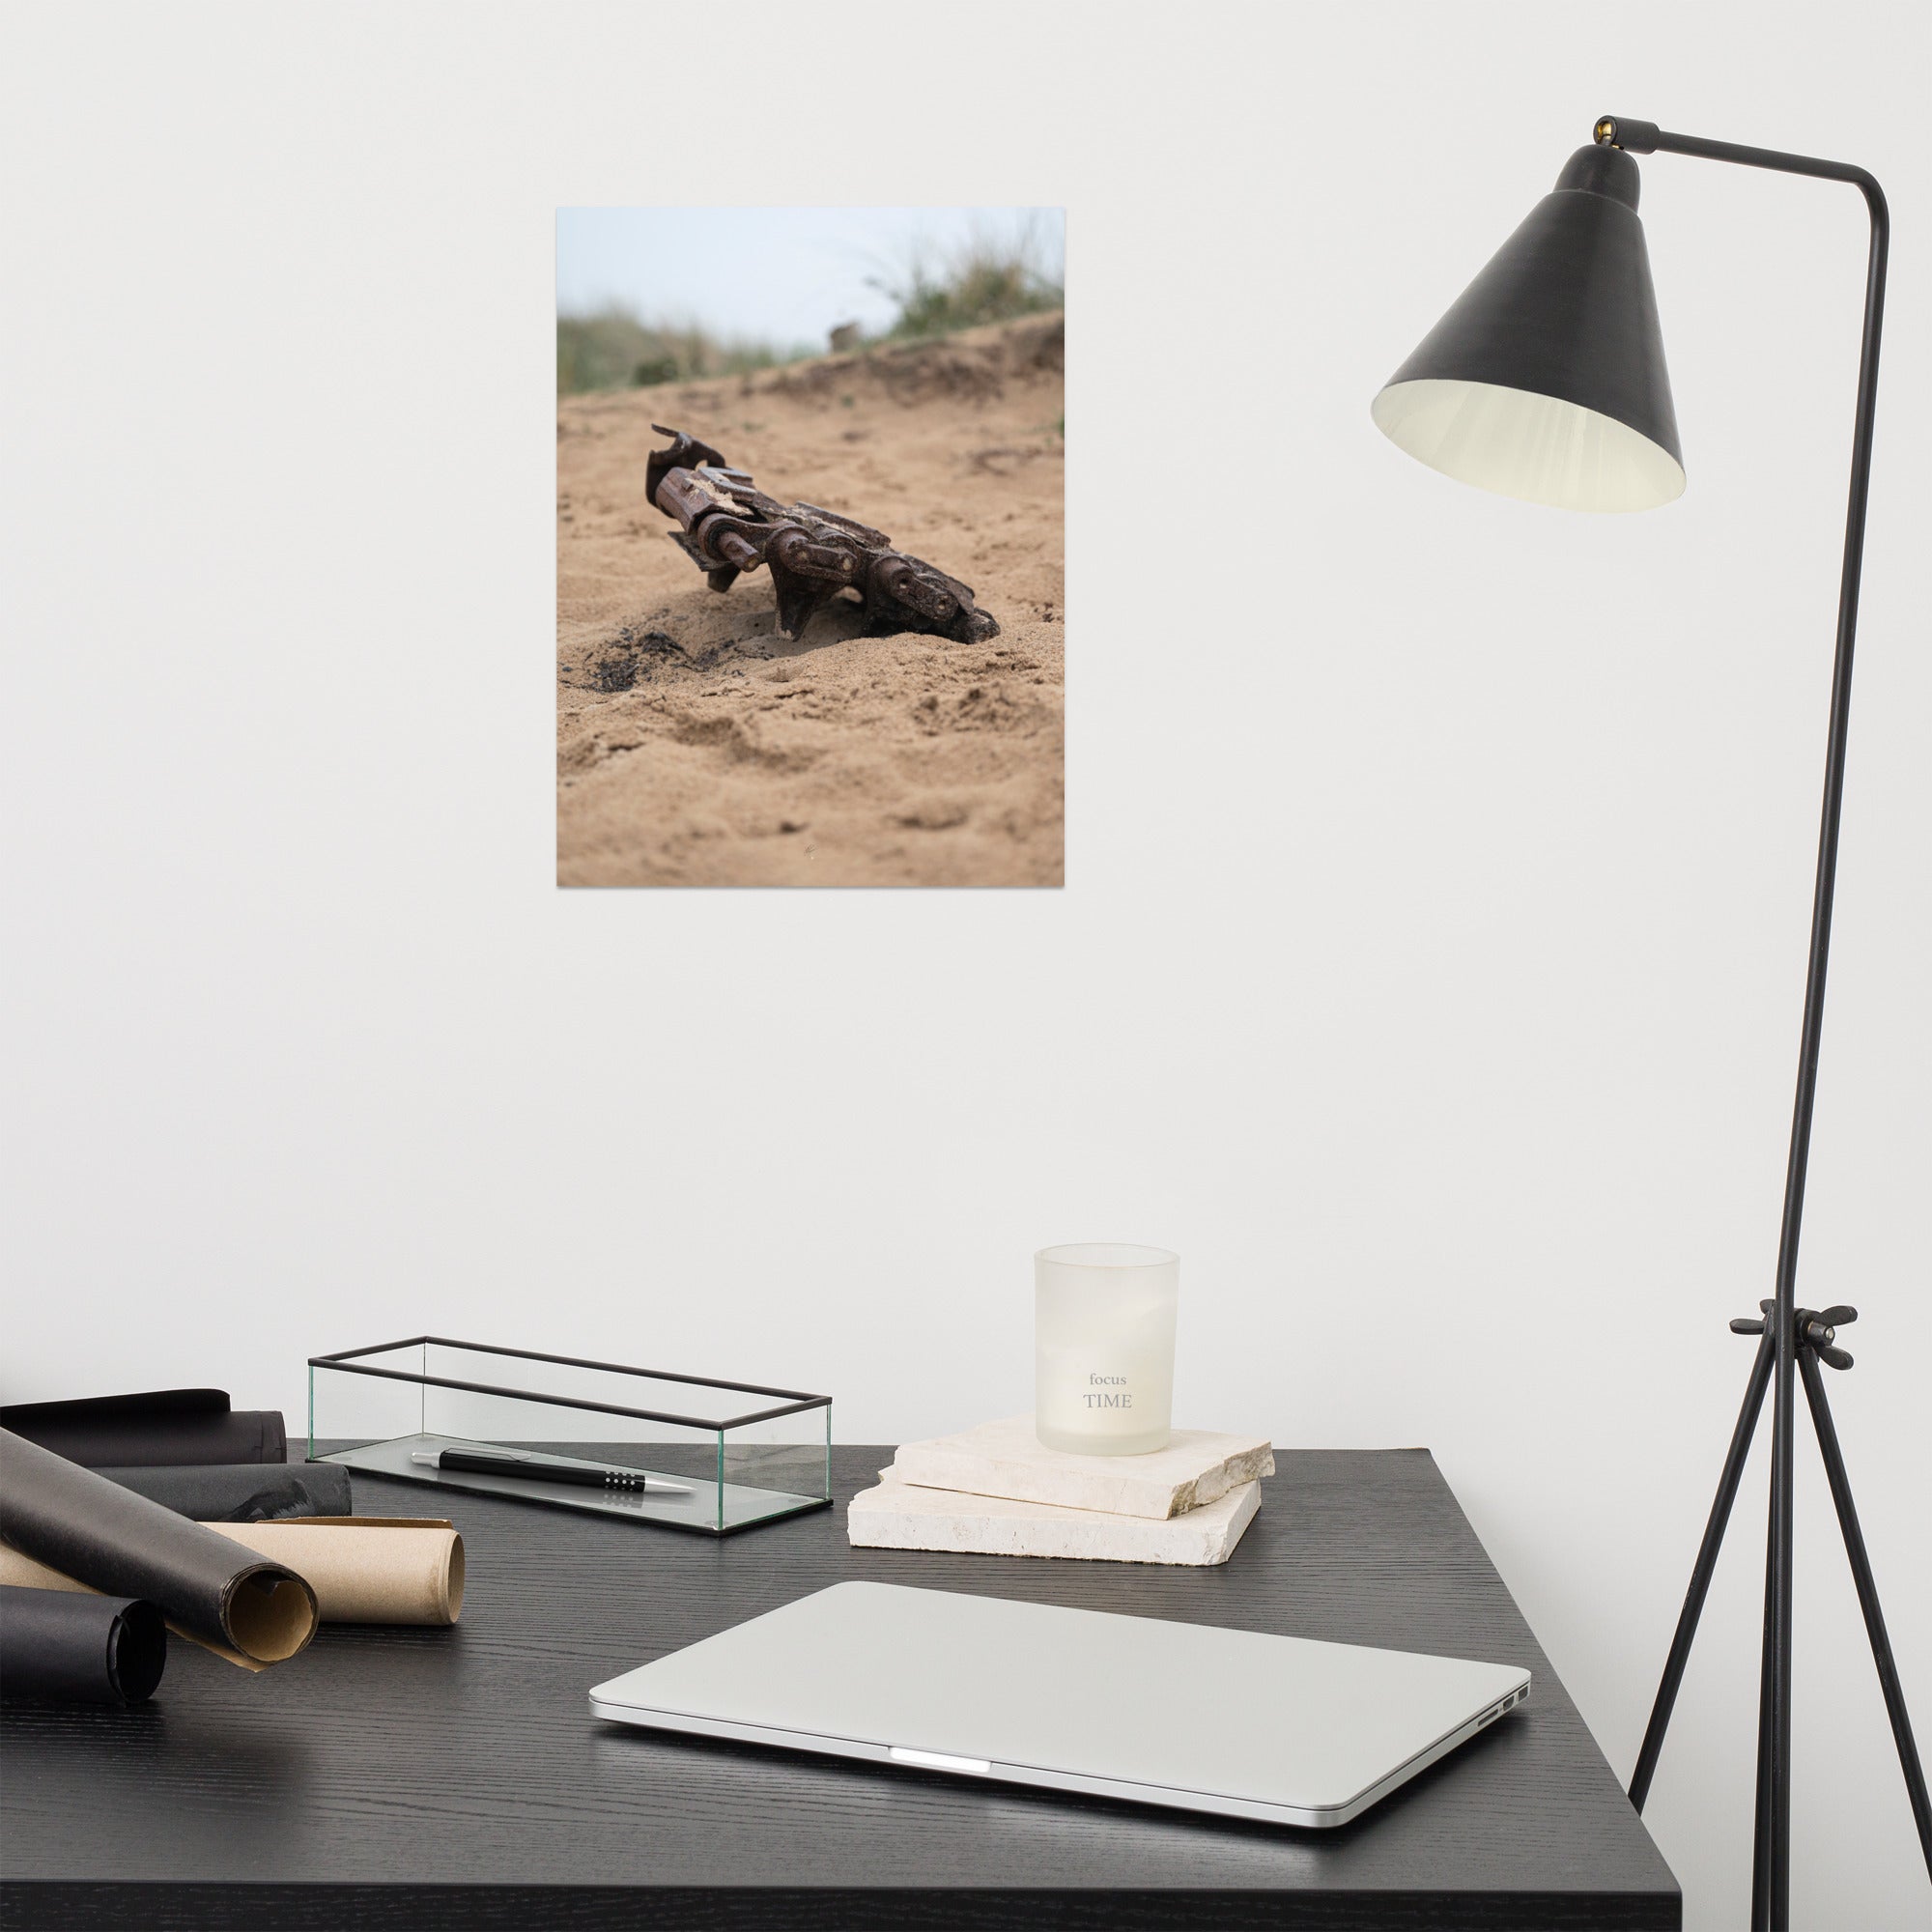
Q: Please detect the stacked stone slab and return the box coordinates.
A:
[847,1417,1274,1567]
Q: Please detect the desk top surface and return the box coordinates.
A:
[2,1445,1679,1932]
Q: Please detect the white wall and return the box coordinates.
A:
[3,3,1927,1924]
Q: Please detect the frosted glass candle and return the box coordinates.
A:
[1034,1243,1179,1456]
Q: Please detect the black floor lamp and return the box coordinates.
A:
[1371,116,1930,1931]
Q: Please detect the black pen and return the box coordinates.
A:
[411,1446,691,1495]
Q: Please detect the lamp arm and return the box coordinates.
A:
[1595,115,1885,208]
[1598,114,1890,1932]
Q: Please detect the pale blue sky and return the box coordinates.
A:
[555,206,1064,350]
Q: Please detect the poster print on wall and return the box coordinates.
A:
[556,206,1065,888]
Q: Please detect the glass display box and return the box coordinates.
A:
[308,1337,832,1535]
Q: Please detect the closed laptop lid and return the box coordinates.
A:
[590,1580,1529,1820]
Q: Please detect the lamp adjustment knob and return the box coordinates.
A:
[1595,115,1662,155]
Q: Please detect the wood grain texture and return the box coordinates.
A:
[0,1448,1679,1931]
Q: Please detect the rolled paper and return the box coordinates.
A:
[0,1430,316,1670]
[1,1520,466,1628]
[0,1548,305,1674]
[0,1390,286,1466]
[201,1520,466,1625]
[0,1584,167,1705]
[97,1463,353,1522]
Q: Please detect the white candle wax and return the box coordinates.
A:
[1034,1244,1179,1457]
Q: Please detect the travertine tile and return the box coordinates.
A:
[848,1467,1262,1566]
[890,1415,1274,1520]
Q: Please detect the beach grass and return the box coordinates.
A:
[557,225,1065,396]
[867,227,1064,344]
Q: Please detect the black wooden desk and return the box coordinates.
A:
[1,1446,1678,1930]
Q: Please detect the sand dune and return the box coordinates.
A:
[557,313,1065,888]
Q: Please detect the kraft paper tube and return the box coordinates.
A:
[200,1520,465,1626]
[0,1429,316,1670]
[0,1584,168,1705]
[0,1522,464,1629]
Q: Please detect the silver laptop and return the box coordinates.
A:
[589,1580,1530,1828]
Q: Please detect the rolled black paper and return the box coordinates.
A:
[0,1430,317,1667]
[0,1390,286,1467]
[0,1585,166,1705]
[96,1462,352,1522]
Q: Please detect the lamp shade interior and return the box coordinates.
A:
[1372,377,1685,512]
[1373,143,1684,514]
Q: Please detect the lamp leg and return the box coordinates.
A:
[1752,1461,1780,1932]
[1767,1303,1797,1932]
[1798,1349,1932,1875]
[1630,1326,1776,1810]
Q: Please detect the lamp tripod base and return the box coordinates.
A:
[1628,1305,1932,1929]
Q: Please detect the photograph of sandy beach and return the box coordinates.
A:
[557,207,1065,888]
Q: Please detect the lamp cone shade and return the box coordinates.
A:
[1373,145,1684,512]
